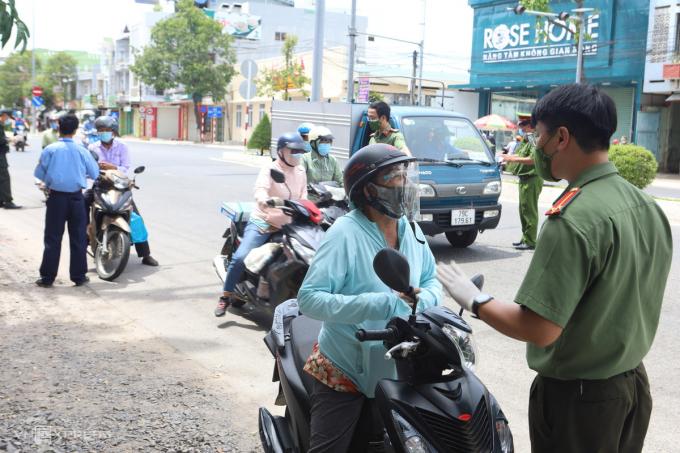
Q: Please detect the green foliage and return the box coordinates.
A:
[247,113,271,154]
[368,91,384,102]
[257,35,310,100]
[0,51,36,106]
[38,52,78,107]
[454,136,484,152]
[0,0,29,52]
[131,0,236,102]
[609,144,658,189]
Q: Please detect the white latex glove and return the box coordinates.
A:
[437,261,481,312]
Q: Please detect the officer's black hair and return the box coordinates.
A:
[369,101,391,121]
[531,84,617,153]
[58,114,79,135]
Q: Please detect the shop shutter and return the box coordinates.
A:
[601,87,634,142]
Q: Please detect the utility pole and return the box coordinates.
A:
[574,0,585,84]
[311,0,326,102]
[30,0,36,133]
[410,50,417,105]
[346,0,357,103]
[417,0,426,105]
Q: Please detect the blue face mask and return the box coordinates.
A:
[99,131,113,143]
[289,152,303,161]
[317,143,331,156]
[51,123,59,130]
[304,142,312,153]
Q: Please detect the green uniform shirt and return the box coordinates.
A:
[368,129,406,150]
[516,162,672,380]
[510,134,538,177]
[301,150,343,187]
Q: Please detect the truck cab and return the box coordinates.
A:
[270,101,502,248]
[350,107,501,247]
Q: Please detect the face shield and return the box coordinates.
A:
[365,162,420,221]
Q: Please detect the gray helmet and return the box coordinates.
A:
[94,115,118,131]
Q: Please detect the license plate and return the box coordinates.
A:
[451,209,475,226]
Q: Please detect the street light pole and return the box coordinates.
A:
[311,0,326,102]
[417,0,426,105]
[30,0,36,133]
[346,0,357,103]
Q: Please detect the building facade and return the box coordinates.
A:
[455,0,650,153]
[643,0,680,173]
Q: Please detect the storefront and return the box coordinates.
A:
[453,0,650,149]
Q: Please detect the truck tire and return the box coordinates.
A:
[445,230,477,248]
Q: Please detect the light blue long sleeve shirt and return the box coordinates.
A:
[34,138,99,192]
[298,209,442,397]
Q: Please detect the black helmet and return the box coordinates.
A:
[277,132,306,152]
[344,143,415,203]
[94,115,118,131]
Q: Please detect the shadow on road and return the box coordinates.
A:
[431,242,522,264]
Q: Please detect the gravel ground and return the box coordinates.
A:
[0,240,255,452]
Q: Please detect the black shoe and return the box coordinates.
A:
[3,201,21,209]
[514,243,535,250]
[512,240,523,247]
[35,279,53,288]
[142,255,159,266]
[214,296,231,317]
[74,276,90,286]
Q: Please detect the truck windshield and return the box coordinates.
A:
[401,116,494,164]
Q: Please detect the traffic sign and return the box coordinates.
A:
[207,106,223,118]
[32,96,44,107]
[239,80,257,100]
[241,59,258,79]
[32,86,43,97]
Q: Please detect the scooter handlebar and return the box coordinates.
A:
[355,327,397,342]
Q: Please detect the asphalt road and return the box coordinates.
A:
[2,136,679,452]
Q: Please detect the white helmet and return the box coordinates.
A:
[308,126,334,143]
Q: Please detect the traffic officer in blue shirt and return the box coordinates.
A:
[34,114,99,287]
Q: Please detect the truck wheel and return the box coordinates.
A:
[445,230,477,248]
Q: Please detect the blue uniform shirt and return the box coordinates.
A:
[34,138,99,192]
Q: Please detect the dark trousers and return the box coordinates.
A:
[529,363,652,453]
[0,152,13,203]
[84,189,151,258]
[308,379,382,453]
[39,191,88,284]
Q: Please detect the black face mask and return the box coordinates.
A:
[366,181,418,220]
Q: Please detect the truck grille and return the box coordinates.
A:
[416,399,493,453]
[433,211,483,228]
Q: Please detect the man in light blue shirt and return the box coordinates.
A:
[34,114,99,288]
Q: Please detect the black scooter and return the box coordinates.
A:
[259,248,514,453]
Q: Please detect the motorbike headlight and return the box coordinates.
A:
[495,418,514,453]
[418,184,436,197]
[391,411,433,453]
[112,174,129,190]
[289,237,315,264]
[483,180,501,195]
[442,323,478,370]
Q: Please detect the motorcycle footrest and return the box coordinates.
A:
[258,407,297,453]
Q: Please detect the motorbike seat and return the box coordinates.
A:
[290,315,322,396]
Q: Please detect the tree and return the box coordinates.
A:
[247,113,271,155]
[38,52,78,108]
[131,0,236,131]
[0,0,29,52]
[368,91,384,102]
[0,51,36,107]
[257,35,310,100]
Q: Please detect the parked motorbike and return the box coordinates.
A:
[259,248,514,453]
[212,169,327,314]
[13,124,27,152]
[306,181,348,231]
[88,164,145,281]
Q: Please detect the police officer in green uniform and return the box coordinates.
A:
[0,109,21,209]
[367,101,411,155]
[503,113,543,250]
[438,84,672,453]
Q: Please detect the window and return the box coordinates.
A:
[275,31,287,41]
[236,105,242,128]
[259,103,266,121]
[247,106,253,127]
[675,13,680,54]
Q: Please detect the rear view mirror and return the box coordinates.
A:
[134,166,145,174]
[373,248,418,316]
[270,169,286,184]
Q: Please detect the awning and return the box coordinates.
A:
[665,93,680,102]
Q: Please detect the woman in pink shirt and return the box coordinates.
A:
[215,132,308,317]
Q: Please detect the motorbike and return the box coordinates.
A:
[13,124,27,152]
[87,164,145,281]
[305,181,348,231]
[212,169,329,314]
[259,248,514,453]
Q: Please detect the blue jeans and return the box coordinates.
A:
[223,221,270,292]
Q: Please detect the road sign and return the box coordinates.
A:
[357,77,370,103]
[207,106,223,118]
[139,106,146,114]
[32,86,43,97]
[241,59,258,79]
[32,96,44,107]
[239,80,257,100]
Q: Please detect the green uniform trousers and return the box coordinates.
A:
[529,363,652,453]
[0,153,13,204]
[518,175,543,247]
